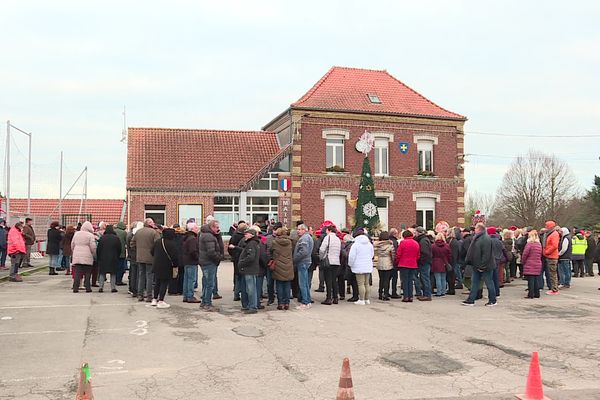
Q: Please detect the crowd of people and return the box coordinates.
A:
[1,216,599,311]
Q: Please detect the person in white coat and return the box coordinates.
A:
[348,228,374,305]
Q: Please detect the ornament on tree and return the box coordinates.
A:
[363,202,377,218]
[354,156,380,233]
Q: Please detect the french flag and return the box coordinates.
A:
[280,177,290,192]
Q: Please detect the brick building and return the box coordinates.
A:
[127,66,466,234]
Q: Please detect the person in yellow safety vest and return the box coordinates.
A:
[571,230,588,278]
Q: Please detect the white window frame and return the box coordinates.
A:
[375,191,393,230]
[414,135,438,174]
[213,196,240,236]
[413,192,440,231]
[144,205,166,226]
[247,197,279,226]
[323,129,349,170]
[374,138,389,176]
[250,172,279,191]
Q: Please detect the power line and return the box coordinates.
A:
[466,130,600,138]
[465,153,599,162]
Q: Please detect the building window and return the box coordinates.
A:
[415,197,435,231]
[374,138,389,176]
[144,205,165,226]
[417,140,433,173]
[324,195,347,230]
[367,94,381,104]
[326,136,345,169]
[247,197,278,227]
[251,172,279,191]
[376,197,388,230]
[177,204,203,227]
[214,196,240,234]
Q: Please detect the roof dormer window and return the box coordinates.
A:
[367,94,381,104]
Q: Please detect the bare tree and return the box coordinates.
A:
[494,150,579,227]
[464,186,496,224]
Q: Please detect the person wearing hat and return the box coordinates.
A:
[0,219,7,270]
[237,227,261,314]
[414,226,433,301]
[542,220,561,294]
[7,221,26,282]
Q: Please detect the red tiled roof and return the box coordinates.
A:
[127,128,281,191]
[9,199,126,224]
[291,66,465,120]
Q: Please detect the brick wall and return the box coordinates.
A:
[128,191,214,226]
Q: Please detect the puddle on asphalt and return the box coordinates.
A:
[381,350,464,375]
[232,325,264,338]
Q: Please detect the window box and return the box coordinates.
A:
[325,165,346,173]
[416,170,436,178]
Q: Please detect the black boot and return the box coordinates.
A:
[49,267,58,276]
[476,289,483,300]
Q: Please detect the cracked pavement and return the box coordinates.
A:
[1,262,600,399]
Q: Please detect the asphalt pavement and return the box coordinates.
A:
[1,262,600,399]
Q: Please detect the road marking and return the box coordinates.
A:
[0,328,128,336]
[101,359,126,370]
[1,316,13,320]
[0,303,144,310]
[0,370,129,383]
[130,320,148,336]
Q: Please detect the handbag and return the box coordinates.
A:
[161,239,178,279]
[320,236,331,269]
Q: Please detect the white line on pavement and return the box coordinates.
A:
[0,328,128,336]
[0,303,144,310]
[0,370,129,383]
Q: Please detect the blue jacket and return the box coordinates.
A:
[293,233,314,266]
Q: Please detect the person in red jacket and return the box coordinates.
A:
[543,220,560,295]
[395,230,420,303]
[522,230,543,299]
[7,221,26,282]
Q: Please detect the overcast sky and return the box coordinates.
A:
[1,1,599,201]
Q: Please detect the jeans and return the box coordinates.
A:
[256,274,264,306]
[585,258,594,276]
[183,264,198,300]
[434,272,446,296]
[276,280,291,305]
[297,263,311,305]
[137,262,153,298]
[417,262,432,298]
[467,268,496,304]
[63,255,72,270]
[99,273,116,290]
[129,261,138,295]
[558,259,572,286]
[355,273,370,301]
[526,275,540,298]
[72,264,92,291]
[24,244,32,266]
[454,263,463,286]
[265,268,275,302]
[547,259,558,291]
[240,274,258,310]
[10,253,24,278]
[213,266,219,295]
[323,265,339,300]
[492,266,500,296]
[49,254,60,268]
[400,268,415,299]
[117,258,127,283]
[0,246,7,267]
[201,264,217,306]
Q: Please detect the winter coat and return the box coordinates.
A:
[449,237,461,265]
[558,228,572,260]
[7,226,26,254]
[271,236,294,281]
[46,228,63,255]
[586,236,596,260]
[522,242,543,276]
[459,234,472,264]
[97,230,122,274]
[22,224,36,245]
[0,226,7,249]
[571,234,587,261]
[132,226,160,265]
[62,230,75,257]
[293,233,313,266]
[431,240,451,273]
[114,222,127,259]
[502,239,514,263]
[490,234,506,264]
[238,236,261,275]
[151,231,180,280]
[126,231,136,262]
[375,240,394,271]
[348,235,374,274]
[71,222,97,265]
[319,233,342,266]
[198,224,223,267]
[182,231,199,266]
[543,228,560,260]
[465,231,495,272]
[416,234,433,265]
[395,237,420,269]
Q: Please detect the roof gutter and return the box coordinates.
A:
[262,107,291,131]
[291,106,467,122]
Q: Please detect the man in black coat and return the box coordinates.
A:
[463,223,496,307]
[96,225,122,293]
[237,229,261,314]
[414,227,433,301]
[228,222,247,301]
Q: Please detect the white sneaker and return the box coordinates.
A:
[365,299,371,305]
[295,304,307,310]
[150,299,158,306]
[157,301,170,309]
[354,300,365,305]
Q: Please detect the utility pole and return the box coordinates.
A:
[5,121,10,222]
[59,151,63,224]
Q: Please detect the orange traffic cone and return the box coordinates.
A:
[76,363,94,400]
[515,352,551,400]
[336,358,355,400]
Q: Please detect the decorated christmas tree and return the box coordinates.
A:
[354,156,380,232]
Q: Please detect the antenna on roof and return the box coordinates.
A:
[120,105,127,143]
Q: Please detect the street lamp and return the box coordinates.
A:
[5,120,32,222]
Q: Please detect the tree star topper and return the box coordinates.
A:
[355,131,375,156]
